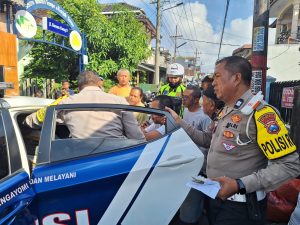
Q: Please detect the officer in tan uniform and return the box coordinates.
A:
[57,71,145,141]
[201,56,300,225]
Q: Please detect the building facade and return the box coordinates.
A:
[269,0,300,81]
[0,0,23,95]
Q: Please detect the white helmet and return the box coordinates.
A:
[166,63,184,77]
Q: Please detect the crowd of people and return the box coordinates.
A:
[26,55,300,225]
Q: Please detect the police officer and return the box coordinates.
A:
[198,56,300,225]
[159,63,186,116]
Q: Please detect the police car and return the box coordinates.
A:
[0,83,204,225]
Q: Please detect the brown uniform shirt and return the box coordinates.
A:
[58,86,145,140]
[205,89,300,193]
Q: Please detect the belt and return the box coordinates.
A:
[227,190,266,202]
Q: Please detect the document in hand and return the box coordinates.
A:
[186,176,221,199]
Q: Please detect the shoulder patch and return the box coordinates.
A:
[254,105,296,160]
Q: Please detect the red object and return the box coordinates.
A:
[267,179,300,222]
[276,179,300,205]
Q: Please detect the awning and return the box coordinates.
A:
[138,63,155,73]
[137,63,166,73]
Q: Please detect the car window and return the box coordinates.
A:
[16,112,41,156]
[48,108,168,163]
[0,112,9,180]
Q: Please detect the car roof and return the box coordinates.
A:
[0,96,53,109]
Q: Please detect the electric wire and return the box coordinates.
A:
[218,0,230,60]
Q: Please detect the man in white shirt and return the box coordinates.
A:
[182,86,212,133]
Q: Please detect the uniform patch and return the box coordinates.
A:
[254,105,296,160]
[234,99,244,109]
[226,122,238,129]
[231,115,241,123]
[222,142,236,151]
[223,131,234,138]
[162,90,168,95]
[258,112,280,134]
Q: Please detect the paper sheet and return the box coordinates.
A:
[186,179,221,199]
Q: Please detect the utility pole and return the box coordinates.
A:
[154,0,161,85]
[195,48,198,65]
[194,48,198,76]
[251,0,269,96]
[171,25,183,63]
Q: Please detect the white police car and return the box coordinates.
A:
[0,86,203,225]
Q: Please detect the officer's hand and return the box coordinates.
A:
[165,107,181,123]
[212,176,239,200]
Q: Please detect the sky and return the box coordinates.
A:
[98,0,276,73]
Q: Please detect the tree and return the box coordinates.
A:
[23,0,151,83]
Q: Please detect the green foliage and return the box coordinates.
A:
[103,79,114,92]
[23,0,151,83]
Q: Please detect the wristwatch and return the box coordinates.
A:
[236,178,246,194]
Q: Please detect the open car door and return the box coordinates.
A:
[28,104,204,225]
[0,109,35,225]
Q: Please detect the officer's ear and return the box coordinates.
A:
[233,72,242,86]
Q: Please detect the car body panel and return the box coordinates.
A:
[0,101,204,225]
[0,171,35,225]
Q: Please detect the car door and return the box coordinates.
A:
[29,104,204,225]
[0,109,35,225]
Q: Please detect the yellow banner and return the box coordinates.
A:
[254,105,296,160]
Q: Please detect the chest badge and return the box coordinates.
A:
[222,142,236,151]
[231,115,241,123]
[223,131,234,138]
[258,112,281,134]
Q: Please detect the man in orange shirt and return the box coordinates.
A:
[109,69,132,98]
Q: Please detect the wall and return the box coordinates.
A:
[0,13,7,32]
[0,31,19,95]
[267,44,300,81]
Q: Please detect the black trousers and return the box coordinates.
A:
[208,197,267,225]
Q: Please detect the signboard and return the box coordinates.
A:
[15,10,37,38]
[42,17,70,37]
[83,55,88,65]
[69,30,82,51]
[251,70,262,94]
[253,26,265,52]
[25,0,79,32]
[281,87,294,108]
